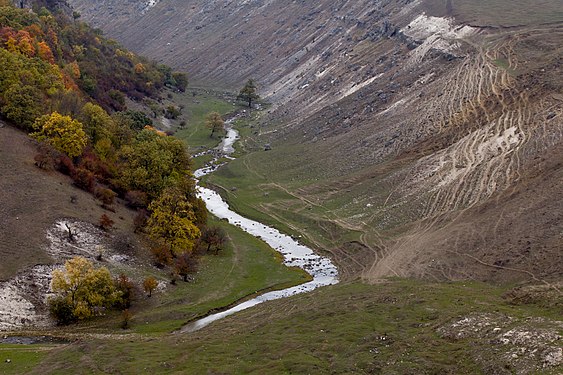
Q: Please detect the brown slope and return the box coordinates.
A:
[0,123,142,280]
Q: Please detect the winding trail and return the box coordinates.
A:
[180,118,339,333]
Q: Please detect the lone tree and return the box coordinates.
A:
[49,256,121,324]
[237,79,259,108]
[175,253,198,282]
[200,226,227,254]
[143,276,158,297]
[205,111,224,138]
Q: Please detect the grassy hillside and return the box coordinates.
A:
[2,279,562,374]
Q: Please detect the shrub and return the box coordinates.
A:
[55,155,75,176]
[125,190,148,209]
[150,244,172,268]
[99,214,114,231]
[48,296,77,325]
[71,167,95,192]
[133,209,149,233]
[95,187,117,206]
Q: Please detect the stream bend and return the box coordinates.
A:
[181,120,338,333]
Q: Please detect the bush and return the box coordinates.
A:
[125,190,148,209]
[34,143,57,170]
[71,167,95,192]
[55,155,75,176]
[95,187,117,206]
[99,214,114,231]
[151,244,172,268]
[133,209,149,233]
[48,296,77,325]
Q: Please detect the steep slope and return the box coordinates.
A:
[69,0,563,284]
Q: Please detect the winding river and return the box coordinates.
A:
[181,119,339,333]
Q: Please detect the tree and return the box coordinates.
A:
[32,112,87,158]
[237,79,259,108]
[201,226,227,254]
[1,84,43,130]
[143,276,158,297]
[151,244,172,267]
[172,72,188,92]
[115,274,135,309]
[146,187,201,256]
[50,257,121,323]
[175,253,198,282]
[205,112,224,138]
[80,102,114,144]
[164,105,181,119]
[117,128,192,200]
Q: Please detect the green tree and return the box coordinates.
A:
[80,102,114,144]
[32,112,87,157]
[146,187,201,256]
[237,79,259,108]
[50,257,121,322]
[1,84,43,130]
[205,111,224,138]
[172,72,188,92]
[118,128,192,199]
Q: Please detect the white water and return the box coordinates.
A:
[181,119,338,333]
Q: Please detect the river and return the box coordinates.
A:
[180,118,339,333]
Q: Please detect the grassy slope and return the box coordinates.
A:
[3,280,561,374]
[170,88,236,152]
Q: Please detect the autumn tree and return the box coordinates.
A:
[200,226,227,254]
[49,257,121,324]
[143,276,158,297]
[146,187,201,256]
[205,111,224,138]
[175,253,198,282]
[237,79,259,108]
[32,112,87,158]
[115,274,135,309]
[99,214,114,231]
[150,244,172,268]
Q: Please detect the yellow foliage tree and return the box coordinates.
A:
[134,63,146,74]
[51,257,121,320]
[147,187,201,256]
[143,276,158,297]
[32,112,87,157]
[205,111,224,138]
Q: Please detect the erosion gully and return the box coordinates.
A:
[180,118,339,333]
